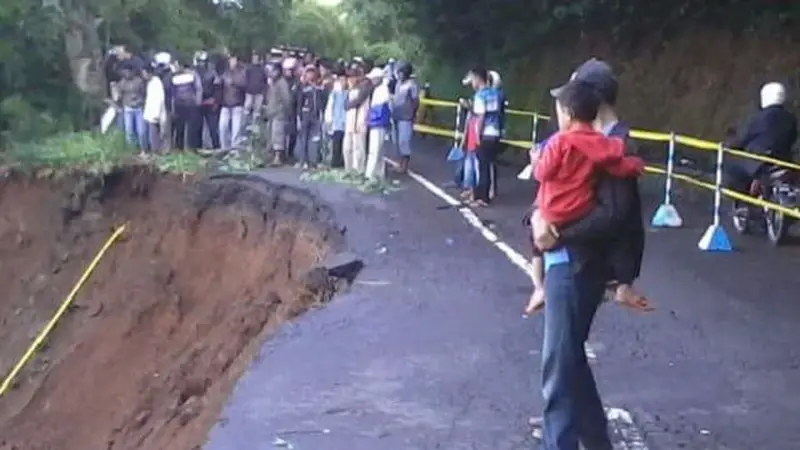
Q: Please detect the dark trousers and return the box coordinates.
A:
[724,162,755,195]
[173,104,201,150]
[542,262,612,450]
[475,137,500,202]
[330,130,345,168]
[286,127,298,163]
[199,104,220,149]
[294,118,322,165]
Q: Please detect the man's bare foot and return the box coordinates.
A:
[459,190,472,200]
[612,284,654,312]
[469,199,489,208]
[524,289,545,316]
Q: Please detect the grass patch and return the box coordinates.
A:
[300,168,401,195]
[152,152,208,175]
[4,131,136,176]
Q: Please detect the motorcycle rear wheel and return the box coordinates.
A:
[731,200,750,234]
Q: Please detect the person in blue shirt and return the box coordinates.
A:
[465,68,501,207]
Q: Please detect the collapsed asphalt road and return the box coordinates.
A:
[204,138,800,450]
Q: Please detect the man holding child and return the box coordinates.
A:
[526,58,651,450]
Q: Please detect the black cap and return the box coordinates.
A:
[550,58,617,104]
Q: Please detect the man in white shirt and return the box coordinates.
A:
[142,65,166,154]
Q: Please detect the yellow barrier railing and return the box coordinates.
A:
[0,225,127,397]
[419,97,800,171]
[415,96,800,233]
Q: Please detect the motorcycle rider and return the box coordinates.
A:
[194,51,221,150]
[725,82,798,208]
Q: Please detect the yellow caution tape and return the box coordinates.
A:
[644,166,800,218]
[0,225,127,397]
[629,129,671,142]
[413,123,458,139]
[506,108,537,117]
[410,122,800,220]
[674,134,718,151]
[418,96,800,170]
[722,147,800,171]
[420,98,459,108]
[502,138,533,149]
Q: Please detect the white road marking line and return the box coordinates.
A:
[385,158,648,449]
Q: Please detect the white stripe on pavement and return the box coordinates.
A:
[384,158,649,449]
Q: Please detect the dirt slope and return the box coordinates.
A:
[0,168,344,450]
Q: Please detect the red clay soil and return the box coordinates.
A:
[0,167,341,450]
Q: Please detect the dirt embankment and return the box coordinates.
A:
[516,28,800,140]
[0,168,346,450]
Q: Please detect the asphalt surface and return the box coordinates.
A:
[204,137,800,450]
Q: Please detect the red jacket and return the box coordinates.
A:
[534,124,643,225]
[464,115,480,151]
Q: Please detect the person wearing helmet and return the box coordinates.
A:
[392,61,419,173]
[725,82,798,199]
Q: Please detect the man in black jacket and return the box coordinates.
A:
[244,51,268,126]
[530,58,646,450]
[724,82,798,197]
[194,51,221,149]
[293,65,326,168]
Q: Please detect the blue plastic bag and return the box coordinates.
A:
[446,145,464,162]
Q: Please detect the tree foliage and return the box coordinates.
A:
[363,0,800,66]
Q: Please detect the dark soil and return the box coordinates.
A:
[0,167,345,450]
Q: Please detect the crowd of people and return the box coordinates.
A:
[103,45,422,179]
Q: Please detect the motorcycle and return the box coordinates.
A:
[731,166,800,245]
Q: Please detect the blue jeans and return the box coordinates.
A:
[541,263,612,450]
[123,107,147,150]
[461,152,479,188]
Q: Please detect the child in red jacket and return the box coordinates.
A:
[525,80,650,314]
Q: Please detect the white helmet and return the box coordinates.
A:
[760,82,786,108]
